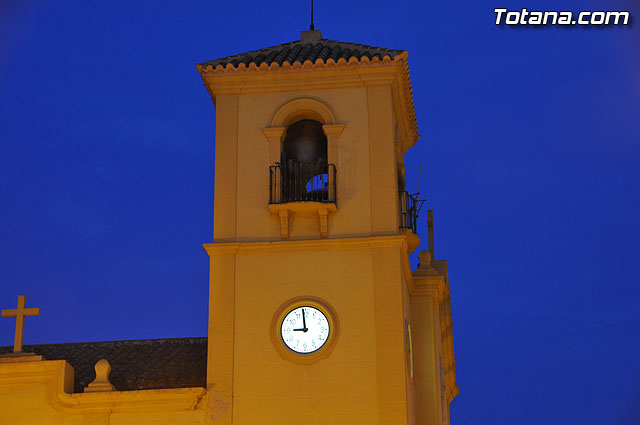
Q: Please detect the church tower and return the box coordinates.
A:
[197,29,458,425]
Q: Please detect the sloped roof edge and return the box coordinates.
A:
[197,38,405,70]
[196,39,420,149]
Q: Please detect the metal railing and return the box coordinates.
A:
[400,190,419,233]
[269,162,337,204]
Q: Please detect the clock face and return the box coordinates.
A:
[280,306,330,354]
[405,319,414,379]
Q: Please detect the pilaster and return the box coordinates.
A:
[206,252,236,424]
[213,93,239,241]
[366,84,399,235]
[261,127,285,166]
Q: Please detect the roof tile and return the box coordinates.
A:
[198,38,405,70]
[0,337,207,393]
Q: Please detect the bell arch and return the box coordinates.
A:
[262,97,344,167]
[269,97,337,128]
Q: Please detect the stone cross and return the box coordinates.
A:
[1,295,40,353]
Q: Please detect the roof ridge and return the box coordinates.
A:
[318,38,404,52]
[0,336,207,349]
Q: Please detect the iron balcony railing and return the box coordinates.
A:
[400,190,419,233]
[269,162,337,204]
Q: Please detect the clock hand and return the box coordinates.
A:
[302,308,308,332]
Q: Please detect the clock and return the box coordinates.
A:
[405,319,414,379]
[271,297,339,364]
[280,306,330,353]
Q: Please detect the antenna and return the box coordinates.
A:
[310,0,315,30]
[411,162,426,218]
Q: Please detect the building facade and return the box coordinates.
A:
[0,30,457,425]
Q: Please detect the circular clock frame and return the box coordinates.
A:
[405,320,414,380]
[270,296,339,365]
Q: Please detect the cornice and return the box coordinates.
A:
[201,64,400,95]
[197,52,403,76]
[203,234,410,256]
[197,52,419,153]
[411,274,446,303]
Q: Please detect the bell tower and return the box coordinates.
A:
[197,30,458,425]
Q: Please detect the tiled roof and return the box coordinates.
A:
[0,337,207,393]
[198,38,405,70]
[197,33,420,157]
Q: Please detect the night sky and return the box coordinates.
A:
[1,1,639,424]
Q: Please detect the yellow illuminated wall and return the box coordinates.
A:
[0,39,457,425]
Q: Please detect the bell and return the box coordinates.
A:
[279,119,330,202]
[282,119,327,164]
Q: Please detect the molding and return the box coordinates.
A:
[261,126,286,165]
[0,353,43,363]
[0,360,206,414]
[261,126,285,141]
[411,275,445,303]
[321,124,344,137]
[204,234,410,256]
[197,55,418,154]
[402,229,420,253]
[197,53,402,76]
[270,97,337,128]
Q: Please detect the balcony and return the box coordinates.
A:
[268,162,337,239]
[400,190,419,233]
[400,190,424,252]
[269,162,336,204]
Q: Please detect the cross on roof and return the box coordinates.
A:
[1,295,40,353]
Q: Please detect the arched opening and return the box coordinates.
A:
[282,119,327,164]
[280,119,330,202]
[269,119,336,204]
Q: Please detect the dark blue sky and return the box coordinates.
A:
[1,1,639,423]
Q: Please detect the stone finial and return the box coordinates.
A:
[415,250,437,276]
[85,359,115,392]
[419,250,431,266]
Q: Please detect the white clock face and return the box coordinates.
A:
[280,306,330,354]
